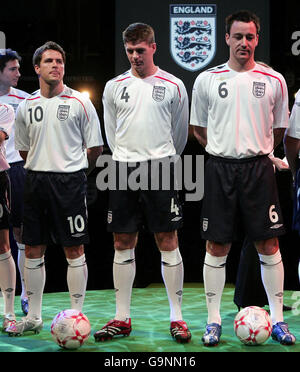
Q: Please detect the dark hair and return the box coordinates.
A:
[0,49,21,72]
[32,41,66,67]
[225,10,260,35]
[122,23,155,45]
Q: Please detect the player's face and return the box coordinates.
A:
[225,21,259,66]
[125,41,156,77]
[35,49,65,85]
[0,59,21,88]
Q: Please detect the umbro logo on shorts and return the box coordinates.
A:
[171,216,182,222]
[72,233,85,238]
[270,223,283,229]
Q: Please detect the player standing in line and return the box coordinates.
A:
[284,89,300,285]
[6,41,104,336]
[0,103,17,331]
[190,10,295,346]
[0,49,30,315]
[94,23,191,343]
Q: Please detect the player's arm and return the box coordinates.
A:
[283,89,300,178]
[0,131,7,144]
[86,146,103,175]
[273,128,285,149]
[19,151,28,162]
[284,135,300,177]
[15,100,30,161]
[193,126,207,148]
[103,81,117,154]
[171,81,189,155]
[80,97,104,175]
[0,104,14,144]
[190,73,208,149]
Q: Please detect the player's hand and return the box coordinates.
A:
[271,157,290,171]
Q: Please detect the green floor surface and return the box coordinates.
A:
[0,284,299,353]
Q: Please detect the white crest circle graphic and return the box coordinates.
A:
[170,4,217,72]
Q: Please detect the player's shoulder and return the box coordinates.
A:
[154,68,183,84]
[20,90,41,106]
[61,86,88,102]
[108,70,132,85]
[0,103,14,120]
[194,63,229,83]
[8,87,30,100]
[203,63,229,77]
[254,62,285,81]
[293,89,300,103]
[154,68,186,90]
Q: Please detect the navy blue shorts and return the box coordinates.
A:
[107,158,183,233]
[0,171,10,230]
[201,155,285,243]
[23,170,89,246]
[292,160,300,234]
[7,161,26,228]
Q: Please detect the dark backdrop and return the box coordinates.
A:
[1,1,299,294]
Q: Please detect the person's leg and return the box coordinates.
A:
[255,238,295,345]
[64,244,87,312]
[0,229,16,323]
[94,232,137,342]
[202,240,231,346]
[155,230,191,344]
[155,231,184,322]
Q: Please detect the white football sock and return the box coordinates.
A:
[17,243,27,299]
[0,251,16,318]
[66,254,88,311]
[25,256,45,320]
[161,248,184,322]
[203,252,227,325]
[113,249,136,321]
[259,250,284,324]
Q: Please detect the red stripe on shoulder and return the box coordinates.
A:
[27,97,40,101]
[115,77,131,83]
[210,70,230,74]
[253,70,284,97]
[61,95,89,121]
[8,94,26,100]
[154,76,182,99]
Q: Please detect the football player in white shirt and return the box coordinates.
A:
[0,103,17,332]
[0,49,30,315]
[284,89,300,289]
[190,10,295,346]
[6,41,104,336]
[94,23,191,344]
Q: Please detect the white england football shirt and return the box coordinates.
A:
[103,67,189,162]
[0,87,29,163]
[190,62,289,159]
[15,86,104,172]
[0,103,14,171]
[286,89,300,155]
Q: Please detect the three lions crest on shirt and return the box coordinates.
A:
[57,105,70,121]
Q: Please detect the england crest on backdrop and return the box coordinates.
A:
[170,4,217,72]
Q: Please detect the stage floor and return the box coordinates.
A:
[1,284,299,353]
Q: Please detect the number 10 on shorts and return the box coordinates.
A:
[67,215,85,234]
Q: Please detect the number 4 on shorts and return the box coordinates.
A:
[171,198,179,215]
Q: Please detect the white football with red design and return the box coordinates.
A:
[234,306,272,345]
[51,309,91,349]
